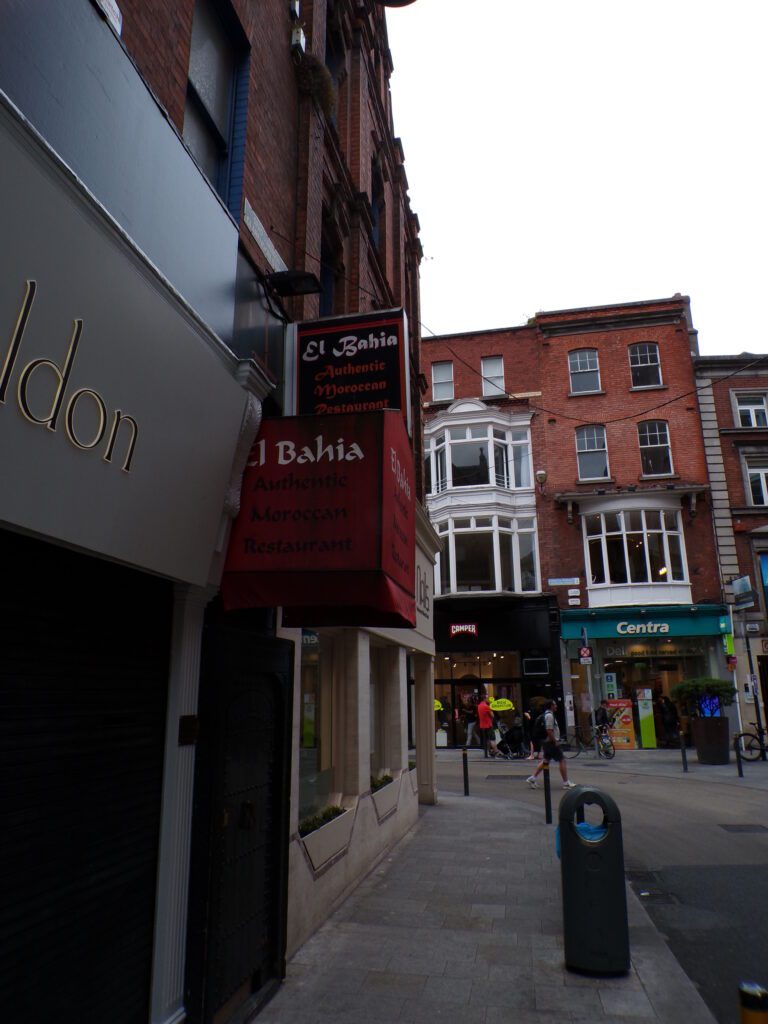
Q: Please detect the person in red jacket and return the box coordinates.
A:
[476,692,499,758]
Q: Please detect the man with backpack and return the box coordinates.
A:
[525,700,576,790]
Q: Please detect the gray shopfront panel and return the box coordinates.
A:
[0,100,248,586]
[0,0,238,343]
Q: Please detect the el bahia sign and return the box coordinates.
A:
[222,410,416,628]
[295,309,411,436]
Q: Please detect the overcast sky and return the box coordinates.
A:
[385,1,767,355]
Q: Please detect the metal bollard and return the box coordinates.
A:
[462,747,470,796]
[739,981,768,1022]
[543,763,552,824]
[680,729,688,773]
[735,736,744,779]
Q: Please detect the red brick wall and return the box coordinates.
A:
[119,0,193,128]
[114,0,423,470]
[535,321,703,489]
[423,298,722,608]
[708,372,768,577]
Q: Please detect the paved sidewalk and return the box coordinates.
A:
[442,745,768,791]
[259,788,718,1023]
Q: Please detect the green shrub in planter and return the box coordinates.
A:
[670,677,735,765]
[370,773,393,792]
[669,677,735,717]
[298,804,346,838]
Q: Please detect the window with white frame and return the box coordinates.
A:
[629,343,662,388]
[638,420,673,476]
[584,509,686,586]
[481,356,505,397]
[575,425,609,479]
[568,349,601,393]
[424,425,531,494]
[747,456,768,505]
[435,515,539,594]
[431,361,454,401]
[736,393,768,428]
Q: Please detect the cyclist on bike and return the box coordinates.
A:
[595,699,610,734]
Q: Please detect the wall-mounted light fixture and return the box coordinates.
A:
[264,269,321,297]
[535,469,547,494]
[291,25,306,54]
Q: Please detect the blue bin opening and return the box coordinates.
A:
[555,821,608,859]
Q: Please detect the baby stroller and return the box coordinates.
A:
[496,721,526,759]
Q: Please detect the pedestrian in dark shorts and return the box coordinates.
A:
[526,700,575,790]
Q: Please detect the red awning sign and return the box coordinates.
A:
[222,411,416,627]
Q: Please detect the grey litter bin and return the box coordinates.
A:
[558,785,630,975]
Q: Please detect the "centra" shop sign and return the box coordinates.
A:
[616,621,670,635]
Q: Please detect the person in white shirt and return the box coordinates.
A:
[526,700,576,790]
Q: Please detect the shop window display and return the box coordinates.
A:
[298,631,334,818]
[433,653,555,748]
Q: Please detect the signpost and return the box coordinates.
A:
[577,630,599,754]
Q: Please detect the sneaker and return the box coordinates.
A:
[562,781,576,789]
[526,776,538,789]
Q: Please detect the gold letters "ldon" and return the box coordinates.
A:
[0,280,138,472]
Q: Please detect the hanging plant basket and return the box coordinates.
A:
[295,53,337,120]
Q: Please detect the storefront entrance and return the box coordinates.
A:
[561,605,729,749]
[186,619,293,1024]
[434,651,557,749]
[432,595,562,749]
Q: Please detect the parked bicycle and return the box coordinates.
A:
[563,726,615,759]
[734,728,767,761]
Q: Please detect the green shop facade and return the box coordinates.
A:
[561,604,733,747]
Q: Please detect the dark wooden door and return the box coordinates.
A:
[186,624,293,1024]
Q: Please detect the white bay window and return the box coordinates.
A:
[436,515,539,595]
[584,509,686,587]
[424,425,531,494]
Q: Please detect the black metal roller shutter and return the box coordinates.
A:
[0,529,172,1023]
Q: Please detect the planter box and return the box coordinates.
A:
[301,808,355,871]
[692,717,730,765]
[409,767,418,794]
[371,777,400,821]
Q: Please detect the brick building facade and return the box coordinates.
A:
[423,296,730,752]
[0,3,436,1023]
[695,353,768,738]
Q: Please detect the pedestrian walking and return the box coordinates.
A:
[477,692,498,757]
[526,700,575,790]
[463,697,479,748]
